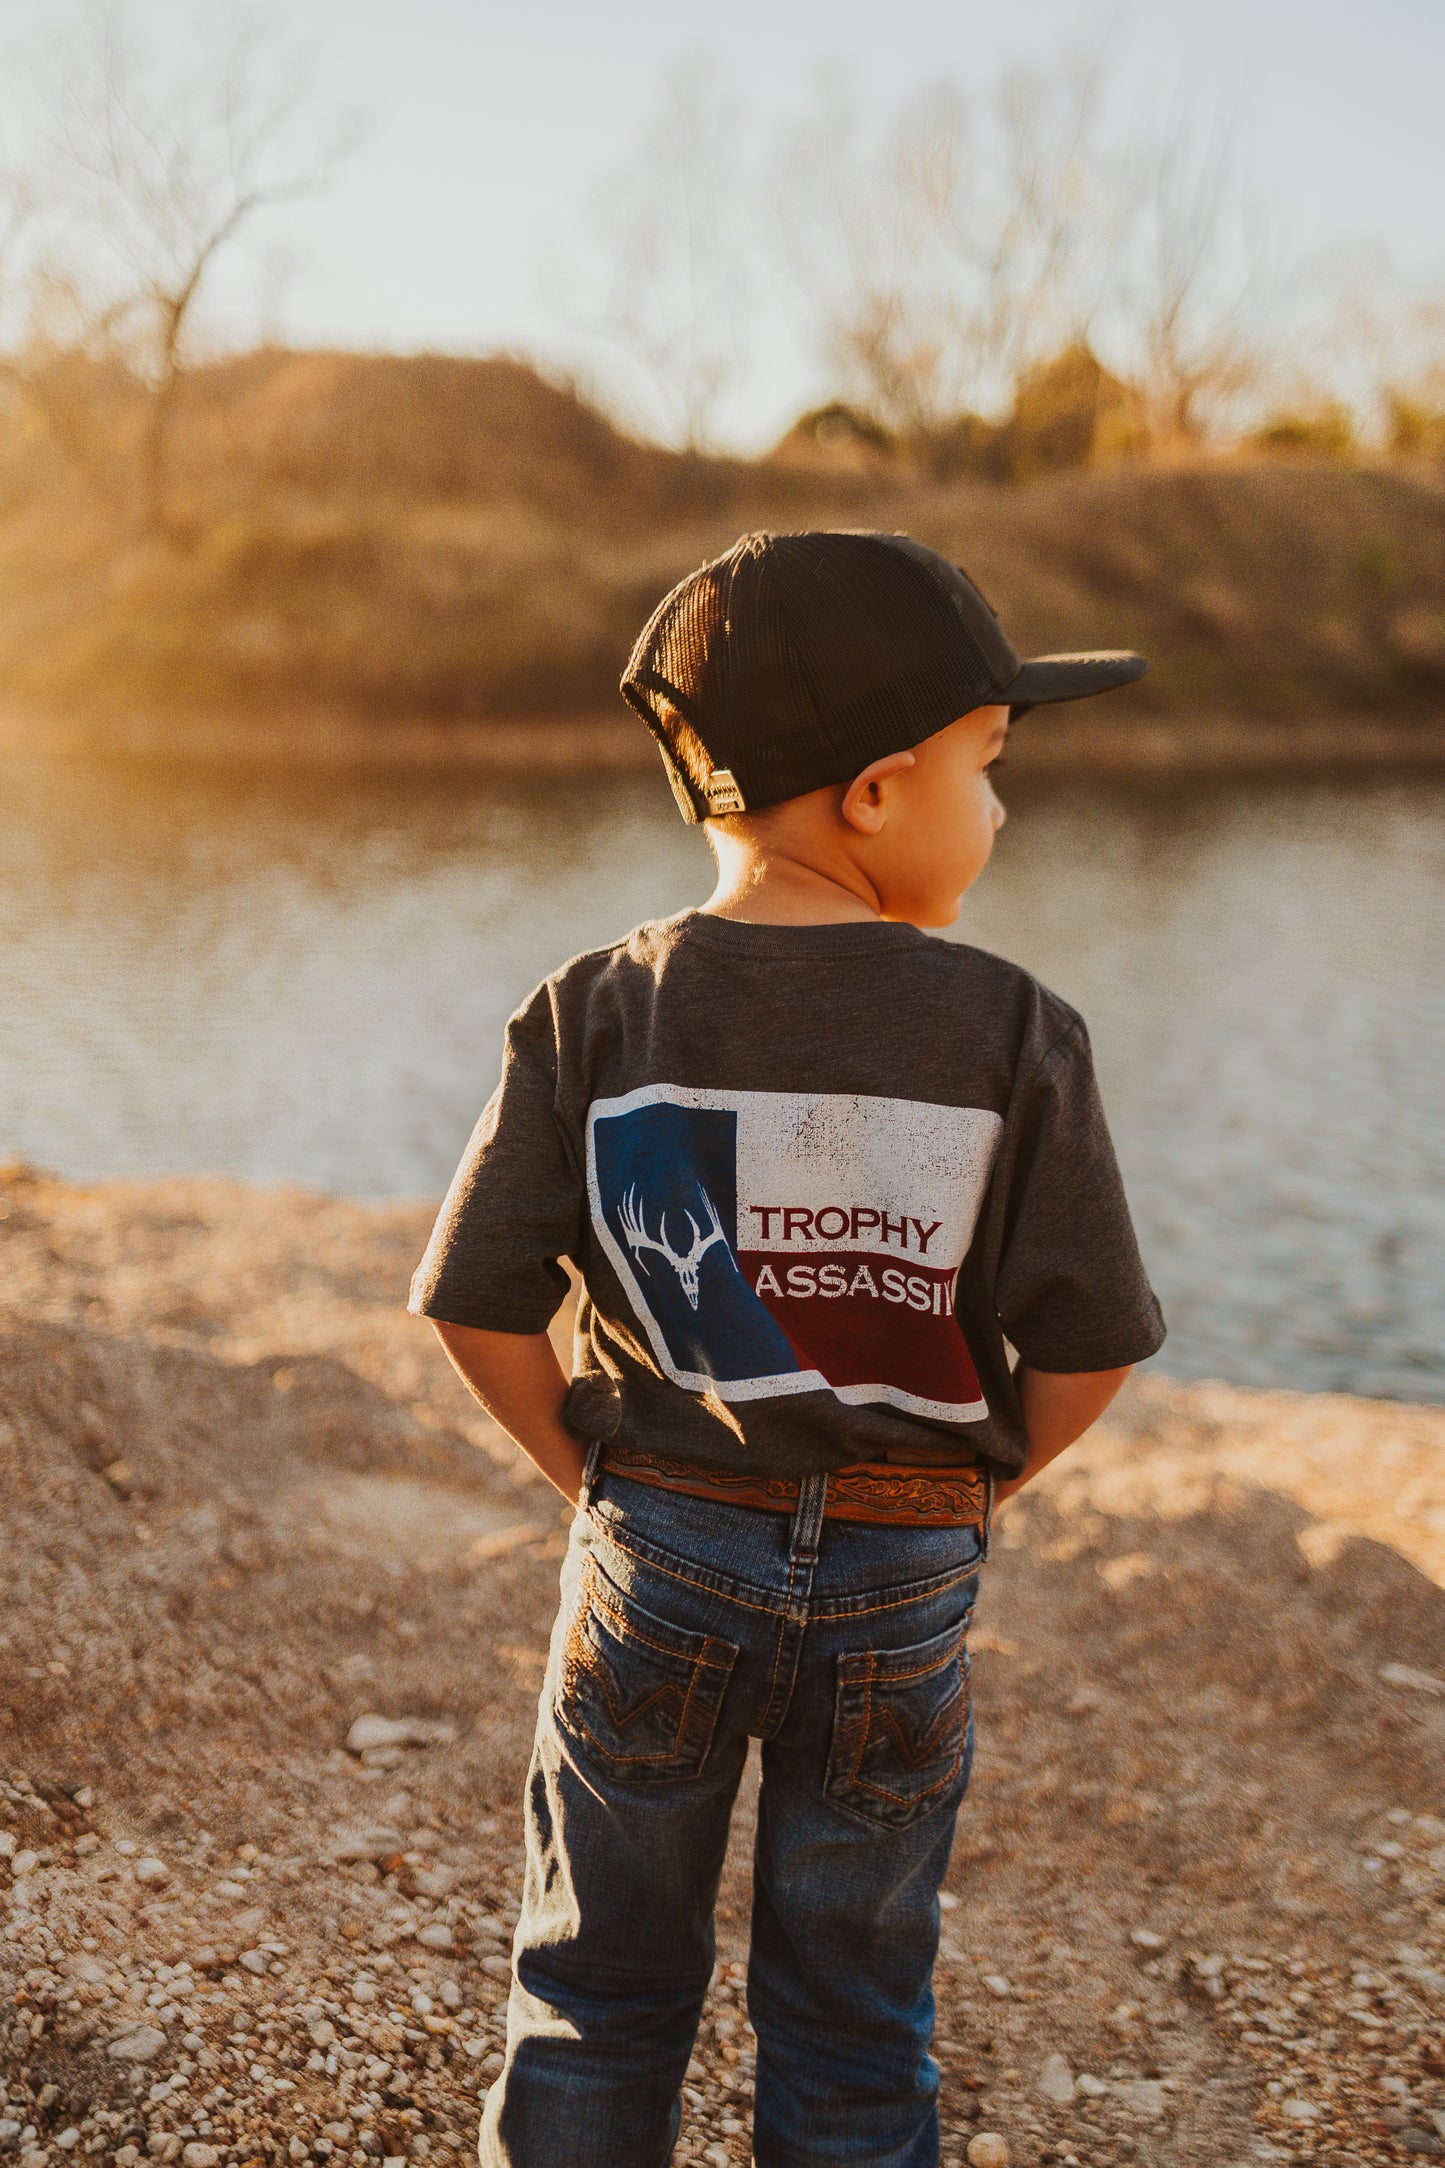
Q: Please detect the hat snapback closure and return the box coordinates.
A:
[702,768,746,816]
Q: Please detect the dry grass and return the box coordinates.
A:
[0,350,1442,737]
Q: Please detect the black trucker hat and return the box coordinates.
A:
[620,528,1146,822]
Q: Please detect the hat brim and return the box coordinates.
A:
[1007,651,1146,719]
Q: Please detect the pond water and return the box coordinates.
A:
[2,749,1442,1404]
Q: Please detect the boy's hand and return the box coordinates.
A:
[429,1321,589,1504]
[995,1363,1133,1508]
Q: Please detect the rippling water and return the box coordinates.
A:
[2,749,1441,1403]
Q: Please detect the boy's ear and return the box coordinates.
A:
[841,751,916,835]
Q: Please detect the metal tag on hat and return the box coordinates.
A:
[703,768,746,816]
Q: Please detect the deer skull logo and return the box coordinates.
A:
[618,1184,731,1310]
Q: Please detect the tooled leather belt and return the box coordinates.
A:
[600,1440,989,1528]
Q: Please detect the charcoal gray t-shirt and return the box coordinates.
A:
[409,912,1165,1478]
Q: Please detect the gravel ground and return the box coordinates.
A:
[3,1163,1444,2168]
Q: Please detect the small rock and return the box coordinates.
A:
[1037,2051,1075,2105]
[1402,2133,1445,2159]
[133,1856,169,1884]
[345,1714,457,1755]
[107,2022,167,2063]
[0,1832,14,1858]
[1077,2073,1109,2098]
[416,1922,454,1950]
[55,2134,80,2152]
[181,2150,220,2168]
[11,1849,39,1877]
[981,1973,1012,1998]
[1280,2099,1318,2123]
[413,1864,459,1900]
[238,1948,269,1975]
[967,2137,1010,2168]
[327,1825,408,1863]
[1129,1928,1166,1950]
[1115,2079,1166,2119]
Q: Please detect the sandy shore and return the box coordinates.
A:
[3,1165,1444,2167]
[1,703,1442,777]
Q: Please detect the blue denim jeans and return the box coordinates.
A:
[479,1448,988,2168]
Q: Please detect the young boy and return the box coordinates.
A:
[409,529,1165,2168]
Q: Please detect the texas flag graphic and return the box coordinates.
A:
[586,1085,1003,1422]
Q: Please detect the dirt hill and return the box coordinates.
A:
[3,1160,1445,2166]
[0,351,1441,743]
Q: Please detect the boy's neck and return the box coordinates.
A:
[701,840,886,927]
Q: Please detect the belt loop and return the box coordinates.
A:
[577,1437,603,1515]
[790,1473,828,1564]
[980,1464,995,1564]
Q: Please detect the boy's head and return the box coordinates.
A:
[704,700,1011,928]
[620,529,1146,926]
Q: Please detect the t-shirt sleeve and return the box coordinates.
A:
[407,983,581,1333]
[990,1017,1165,1372]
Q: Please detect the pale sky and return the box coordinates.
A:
[2,0,1441,448]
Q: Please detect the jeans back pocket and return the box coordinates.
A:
[555,1557,738,1786]
[825,1612,972,1830]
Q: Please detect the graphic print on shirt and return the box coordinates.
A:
[586,1085,1003,1422]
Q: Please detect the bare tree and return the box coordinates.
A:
[772,75,965,438]
[0,163,36,343]
[771,75,968,438]
[1379,296,1445,453]
[573,52,752,453]
[1126,120,1262,447]
[0,162,129,498]
[1310,261,1445,449]
[38,4,358,527]
[773,50,1121,438]
[958,53,1120,400]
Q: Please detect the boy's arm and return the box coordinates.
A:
[431,1321,588,1503]
[431,1330,1129,1513]
[994,1362,1133,1507]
